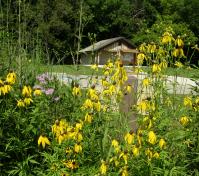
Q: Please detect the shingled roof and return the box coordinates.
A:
[79,37,135,53]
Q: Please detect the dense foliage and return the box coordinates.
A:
[0,30,199,175]
[0,0,199,64]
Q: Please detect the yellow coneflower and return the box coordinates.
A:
[103,69,110,76]
[84,112,93,123]
[159,138,166,149]
[38,135,50,148]
[137,100,148,113]
[22,85,32,97]
[76,132,83,142]
[111,139,120,153]
[115,59,123,68]
[137,53,146,65]
[100,160,107,175]
[126,85,132,93]
[120,166,128,176]
[145,148,153,160]
[137,129,143,147]
[17,99,25,107]
[132,146,139,157]
[109,84,116,95]
[34,89,42,96]
[184,96,192,107]
[65,147,73,155]
[174,61,183,68]
[153,152,160,159]
[74,143,82,153]
[179,116,189,126]
[67,128,76,140]
[58,134,65,144]
[109,156,119,167]
[107,60,114,68]
[63,160,78,170]
[175,36,184,47]
[161,32,174,44]
[94,101,101,112]
[75,122,83,131]
[139,43,146,52]
[52,119,68,137]
[142,78,150,87]
[87,87,96,96]
[143,116,153,129]
[101,79,109,87]
[112,66,127,86]
[81,99,93,110]
[72,85,81,97]
[137,53,146,60]
[61,173,69,176]
[24,97,33,106]
[1,84,12,95]
[6,71,16,85]
[159,60,168,69]
[91,64,98,71]
[152,64,161,73]
[87,88,99,101]
[119,151,128,165]
[124,131,134,145]
[148,131,157,145]
[112,139,119,148]
[102,89,111,97]
[172,48,185,58]
[147,43,156,53]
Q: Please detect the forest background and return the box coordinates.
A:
[0,0,199,65]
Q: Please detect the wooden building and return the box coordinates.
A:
[79,37,138,65]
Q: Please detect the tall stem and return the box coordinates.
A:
[18,0,22,86]
[76,0,84,70]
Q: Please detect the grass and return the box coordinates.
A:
[38,64,103,75]
[139,66,199,79]
[37,64,199,79]
[163,67,199,79]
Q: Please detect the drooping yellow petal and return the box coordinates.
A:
[132,146,139,157]
[148,131,157,145]
[100,160,107,175]
[38,135,50,149]
[179,116,189,126]
[22,85,32,97]
[159,138,166,149]
[112,139,119,148]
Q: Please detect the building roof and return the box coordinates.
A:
[79,37,136,53]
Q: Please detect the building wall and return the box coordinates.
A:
[80,41,137,65]
[122,53,135,65]
[81,52,136,65]
[98,51,117,65]
[80,54,90,64]
[104,41,132,52]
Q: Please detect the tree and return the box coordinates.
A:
[180,0,199,38]
[83,0,136,41]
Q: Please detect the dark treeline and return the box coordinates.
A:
[0,0,199,64]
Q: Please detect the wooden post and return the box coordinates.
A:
[97,52,100,65]
[119,75,138,131]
